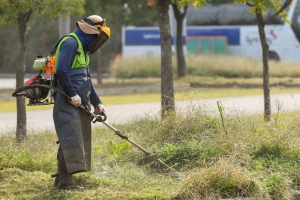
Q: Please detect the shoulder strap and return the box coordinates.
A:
[50,34,79,55]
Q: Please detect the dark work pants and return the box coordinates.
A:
[53,68,93,174]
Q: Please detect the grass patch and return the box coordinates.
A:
[1,105,300,199]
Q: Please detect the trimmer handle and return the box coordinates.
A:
[80,105,107,122]
[92,112,107,123]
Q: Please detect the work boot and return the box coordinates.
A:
[54,175,59,188]
[54,174,76,190]
[53,146,77,190]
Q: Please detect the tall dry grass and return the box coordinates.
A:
[111,54,300,78]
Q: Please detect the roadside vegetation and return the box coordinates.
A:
[1,106,300,199]
[111,54,300,79]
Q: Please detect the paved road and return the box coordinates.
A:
[1,92,299,136]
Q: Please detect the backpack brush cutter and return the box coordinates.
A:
[12,84,175,172]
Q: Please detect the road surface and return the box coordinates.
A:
[1,92,299,136]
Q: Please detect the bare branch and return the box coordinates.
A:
[183,5,188,15]
[265,0,292,24]
[24,9,33,23]
[246,2,253,7]
[171,3,188,22]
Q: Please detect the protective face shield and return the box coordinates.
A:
[88,25,110,54]
[76,15,111,54]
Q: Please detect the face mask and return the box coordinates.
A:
[88,26,110,54]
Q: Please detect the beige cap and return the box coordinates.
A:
[76,15,106,35]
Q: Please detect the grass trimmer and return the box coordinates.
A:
[80,104,175,172]
[12,84,175,172]
[12,48,176,172]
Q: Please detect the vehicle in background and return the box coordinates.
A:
[122,0,300,62]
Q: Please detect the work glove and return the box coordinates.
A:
[69,94,81,108]
[94,104,105,115]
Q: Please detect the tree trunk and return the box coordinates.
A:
[172,4,187,78]
[97,49,102,85]
[256,12,271,121]
[157,0,175,118]
[16,10,32,142]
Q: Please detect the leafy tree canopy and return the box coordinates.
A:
[171,0,207,7]
[0,0,85,24]
[124,0,158,26]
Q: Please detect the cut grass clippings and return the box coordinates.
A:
[0,127,181,200]
[0,168,179,200]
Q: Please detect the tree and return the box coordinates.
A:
[155,0,207,117]
[171,3,188,77]
[0,0,84,142]
[171,0,207,78]
[124,0,158,26]
[156,0,175,117]
[235,0,292,121]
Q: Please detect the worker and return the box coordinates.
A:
[52,15,110,190]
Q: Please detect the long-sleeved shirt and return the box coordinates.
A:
[55,35,102,107]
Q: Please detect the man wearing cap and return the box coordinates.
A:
[52,15,110,190]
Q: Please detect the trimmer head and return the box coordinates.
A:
[137,154,159,165]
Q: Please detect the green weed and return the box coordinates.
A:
[217,100,228,135]
[266,172,293,199]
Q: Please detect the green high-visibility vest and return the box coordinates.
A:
[54,32,90,73]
